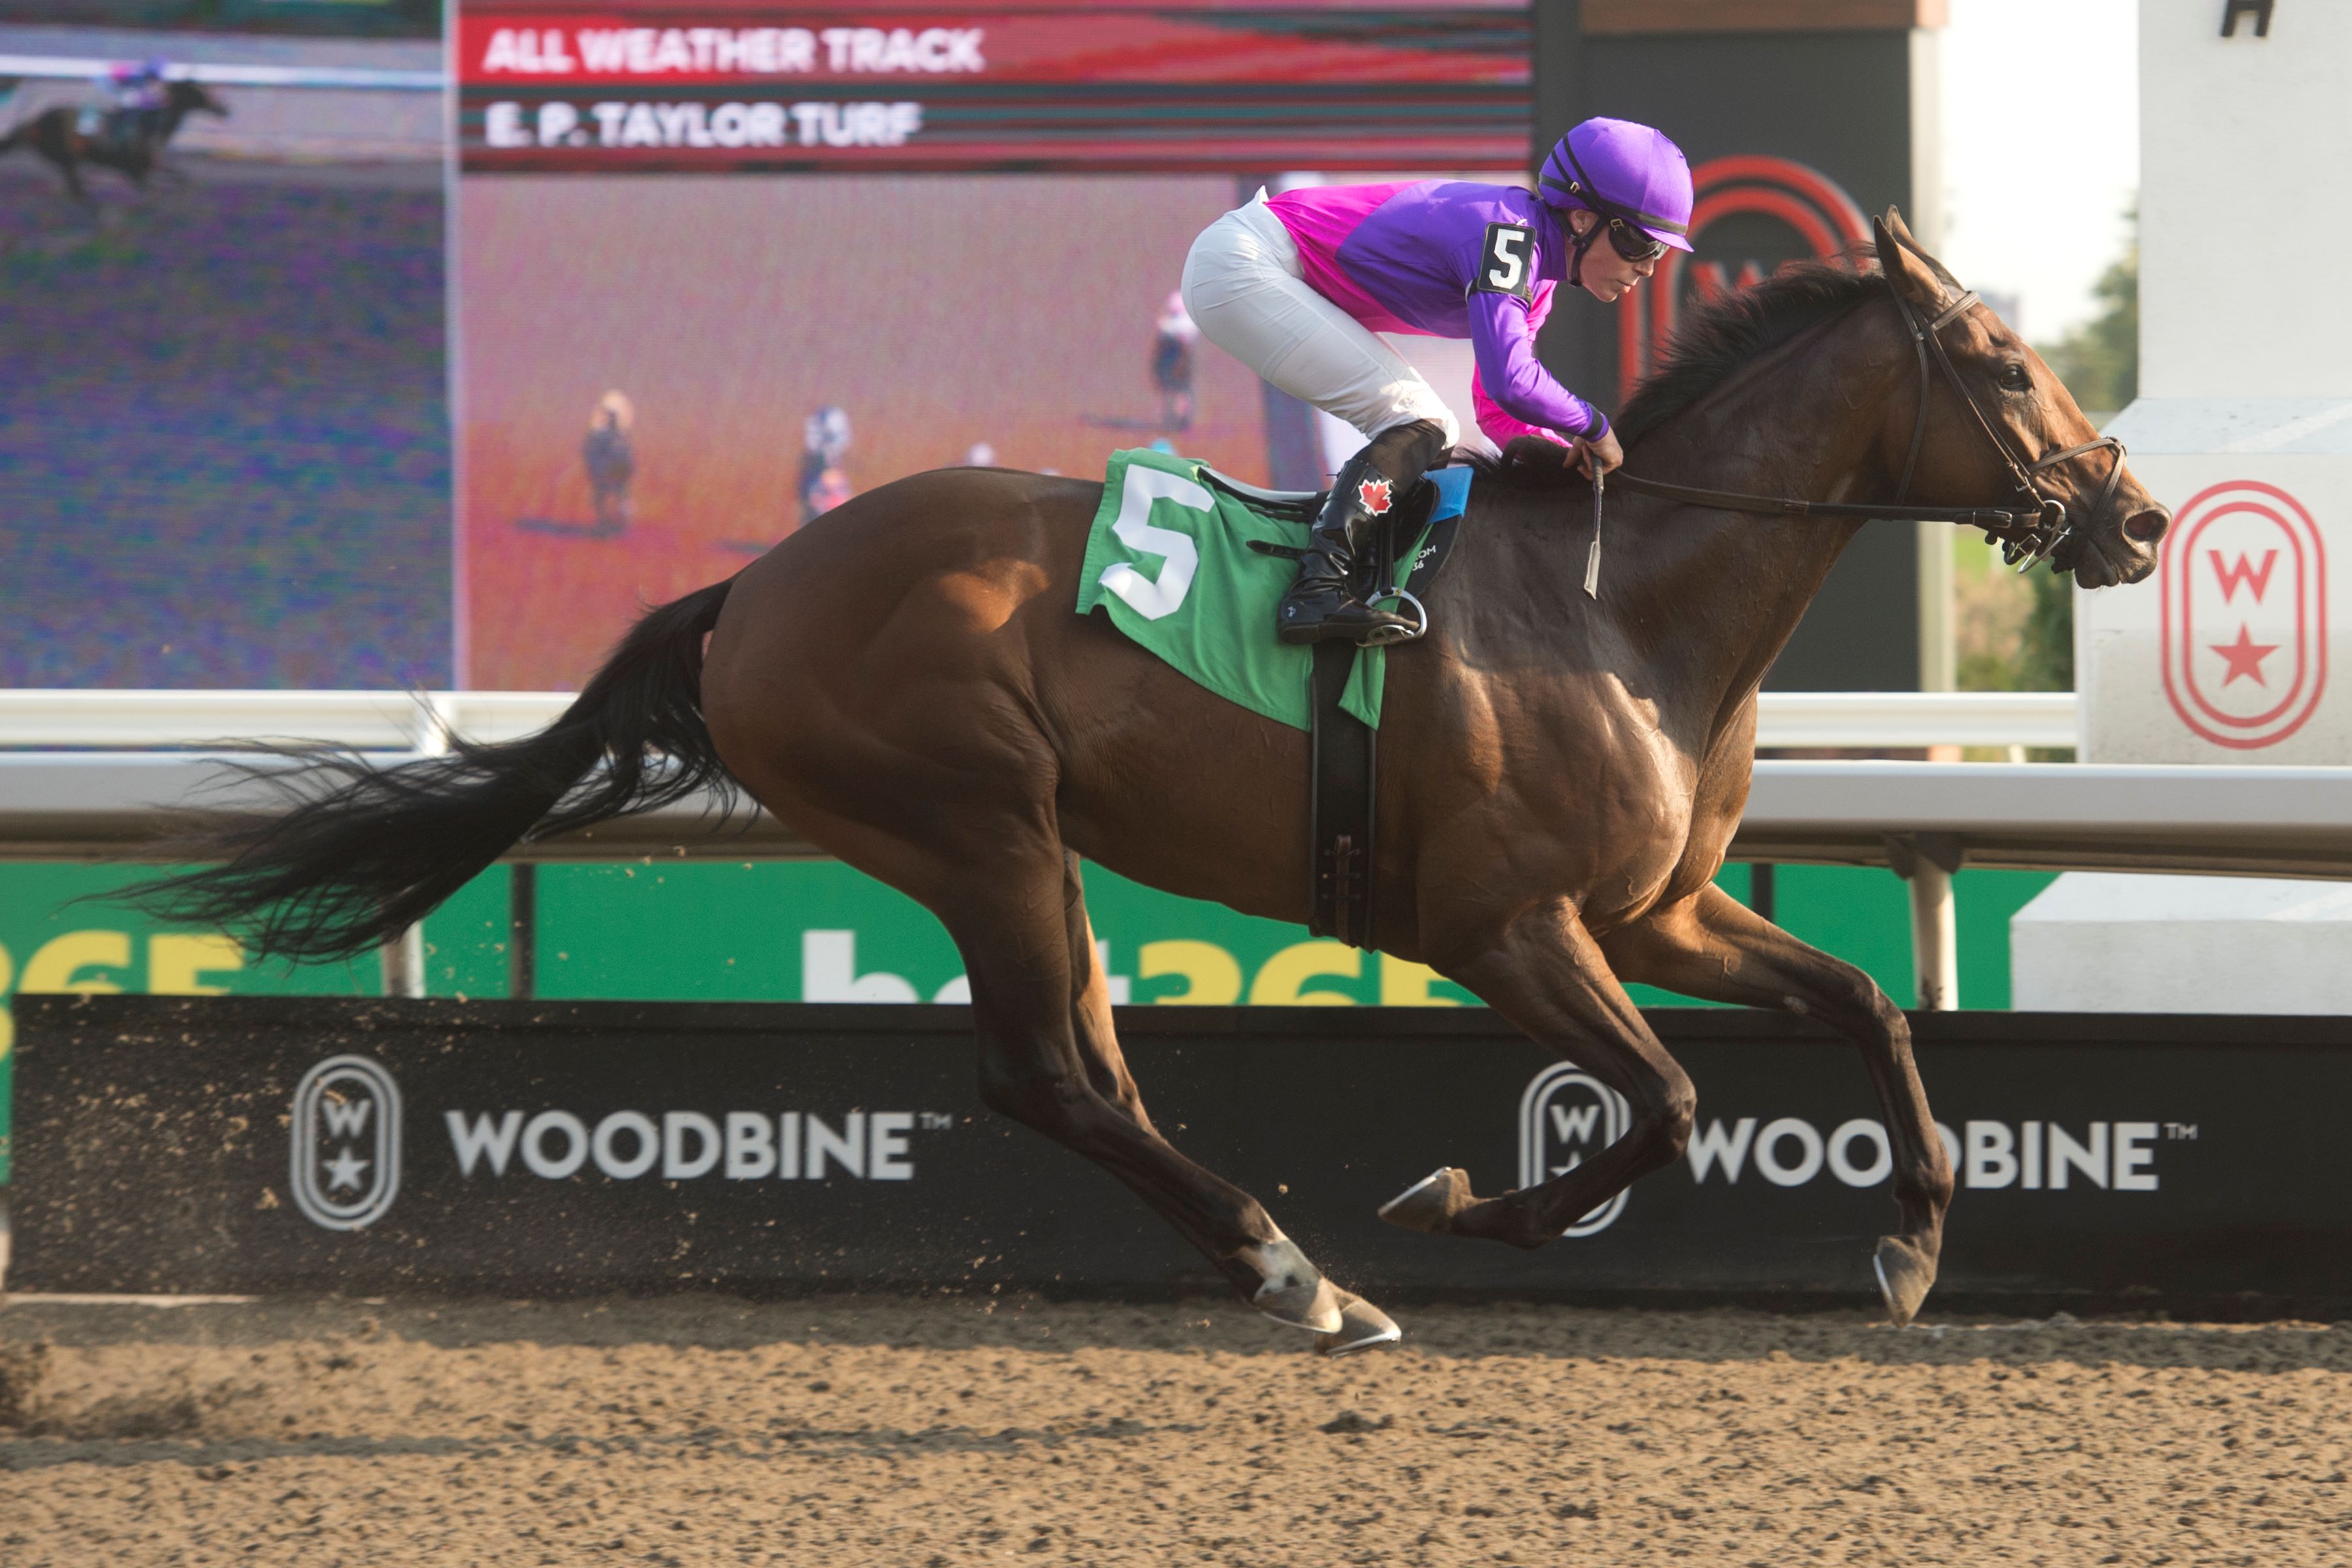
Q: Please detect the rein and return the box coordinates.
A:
[1608,242,2127,570]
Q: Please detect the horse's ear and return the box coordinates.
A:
[1872,208,1946,310]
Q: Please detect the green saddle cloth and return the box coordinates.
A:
[1075,448,1411,731]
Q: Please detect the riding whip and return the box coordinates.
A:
[1584,467,1604,599]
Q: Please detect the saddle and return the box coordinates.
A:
[1207,466,1465,951]
[74,106,152,154]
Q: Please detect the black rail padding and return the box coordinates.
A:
[10,996,2348,1316]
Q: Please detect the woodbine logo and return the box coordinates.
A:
[1685,1117,2164,1193]
[291,1055,403,1232]
[1521,1064,1632,1237]
[1522,1066,2169,1238]
[443,1107,940,1183]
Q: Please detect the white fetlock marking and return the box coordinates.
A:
[1377,1168,1449,1220]
[1238,1235,1341,1333]
[1239,1236,1315,1300]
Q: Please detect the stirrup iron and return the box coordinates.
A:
[1358,586,1428,645]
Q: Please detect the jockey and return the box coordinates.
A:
[108,57,170,110]
[1181,117,1694,644]
[104,57,171,141]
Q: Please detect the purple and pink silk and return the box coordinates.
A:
[1265,180,1601,449]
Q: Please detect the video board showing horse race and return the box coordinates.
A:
[452,0,1528,689]
[0,144,451,688]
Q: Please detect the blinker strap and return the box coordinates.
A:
[2030,436,2121,471]
[1928,291,1981,334]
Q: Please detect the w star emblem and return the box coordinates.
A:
[1356,477,1394,515]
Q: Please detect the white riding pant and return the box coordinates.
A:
[1180,195,1462,449]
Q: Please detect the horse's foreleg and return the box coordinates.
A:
[1387,896,1696,1249]
[1600,883,1953,1324]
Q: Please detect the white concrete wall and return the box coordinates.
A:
[2078,433,2352,762]
[2139,1,2352,400]
[2076,5,2352,764]
[2013,872,2352,1013]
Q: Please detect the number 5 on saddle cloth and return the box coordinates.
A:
[1075,448,1469,950]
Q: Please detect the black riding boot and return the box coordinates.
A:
[1276,421,1448,646]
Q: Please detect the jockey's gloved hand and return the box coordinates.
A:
[1572,427,1624,479]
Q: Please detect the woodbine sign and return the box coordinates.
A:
[12,998,2347,1312]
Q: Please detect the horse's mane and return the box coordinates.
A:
[1462,261,1889,492]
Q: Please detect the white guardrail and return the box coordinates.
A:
[8,687,2352,882]
[0,54,444,91]
[3,689,2342,1011]
[0,689,2081,753]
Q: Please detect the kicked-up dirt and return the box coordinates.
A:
[2,1293,2349,1565]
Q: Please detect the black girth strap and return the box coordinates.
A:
[1303,493,1462,949]
[1307,636,1375,949]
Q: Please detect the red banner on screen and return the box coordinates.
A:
[459,12,1522,86]
[457,4,1531,172]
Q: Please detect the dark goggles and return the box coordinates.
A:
[1603,216,1669,263]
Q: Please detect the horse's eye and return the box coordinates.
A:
[1998,362,2032,392]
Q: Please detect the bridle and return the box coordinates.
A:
[1609,238,2128,570]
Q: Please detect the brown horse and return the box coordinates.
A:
[147,214,2168,1352]
[0,80,227,202]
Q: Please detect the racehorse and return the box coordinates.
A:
[144,214,2168,1352]
[0,80,227,201]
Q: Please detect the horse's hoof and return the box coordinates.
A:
[1240,1237,1345,1334]
[1314,1290,1401,1358]
[1378,1166,1471,1234]
[1874,1235,1938,1326]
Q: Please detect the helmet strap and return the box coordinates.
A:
[1565,208,1602,291]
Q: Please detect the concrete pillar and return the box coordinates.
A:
[1887,833,1962,1011]
[510,861,537,1000]
[380,694,452,1000]
[1906,861,1958,1011]
[380,926,427,1000]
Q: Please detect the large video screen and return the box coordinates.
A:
[0,160,451,688]
[453,0,1527,688]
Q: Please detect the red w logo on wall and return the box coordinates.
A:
[2208,549,2278,603]
[2161,480,2327,749]
[1619,155,1873,389]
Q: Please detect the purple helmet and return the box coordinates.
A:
[1538,118,1694,253]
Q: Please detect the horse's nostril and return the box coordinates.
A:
[2123,509,2169,544]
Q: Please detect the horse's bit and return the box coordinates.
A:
[1609,238,2128,572]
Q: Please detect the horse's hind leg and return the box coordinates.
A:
[1385,896,1697,1247]
[1599,883,1955,1324]
[1056,852,1397,1354]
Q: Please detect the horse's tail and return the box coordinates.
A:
[133,578,738,961]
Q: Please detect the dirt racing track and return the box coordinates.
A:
[2,1294,2348,1566]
